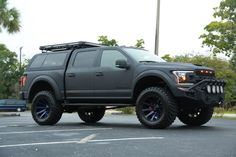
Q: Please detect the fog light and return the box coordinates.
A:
[220,86,224,93]
[207,85,211,93]
[212,85,216,93]
[216,86,220,93]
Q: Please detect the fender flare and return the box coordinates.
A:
[28,75,62,101]
[132,70,178,96]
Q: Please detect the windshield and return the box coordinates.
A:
[123,48,166,63]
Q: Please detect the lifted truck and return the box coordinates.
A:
[20,41,225,129]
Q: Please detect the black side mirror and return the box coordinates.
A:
[115,59,129,69]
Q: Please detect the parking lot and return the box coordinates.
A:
[0,111,236,157]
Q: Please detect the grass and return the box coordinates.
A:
[213,107,236,119]
[214,107,236,114]
[116,107,135,114]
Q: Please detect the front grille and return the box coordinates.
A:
[194,69,215,83]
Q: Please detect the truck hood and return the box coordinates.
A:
[139,62,213,71]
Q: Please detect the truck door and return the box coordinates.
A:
[65,49,99,99]
[93,49,134,98]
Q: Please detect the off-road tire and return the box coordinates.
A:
[78,107,105,123]
[136,87,178,129]
[31,91,63,125]
[178,107,214,126]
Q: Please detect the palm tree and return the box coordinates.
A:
[0,0,20,34]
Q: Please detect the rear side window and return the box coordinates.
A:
[30,53,67,68]
[30,55,46,68]
[73,51,97,68]
[42,53,67,67]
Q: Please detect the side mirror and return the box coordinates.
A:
[115,59,129,69]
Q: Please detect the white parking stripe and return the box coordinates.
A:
[0,136,163,148]
[89,137,164,142]
[0,140,80,148]
[0,128,112,135]
[78,134,96,144]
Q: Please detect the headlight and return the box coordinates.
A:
[172,71,194,84]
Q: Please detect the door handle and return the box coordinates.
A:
[67,73,75,77]
[95,72,103,77]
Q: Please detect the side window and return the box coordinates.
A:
[73,50,97,68]
[100,50,127,68]
[30,55,47,68]
[42,53,67,67]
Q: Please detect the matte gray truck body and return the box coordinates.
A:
[20,41,226,128]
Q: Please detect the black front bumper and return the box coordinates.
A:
[176,79,226,107]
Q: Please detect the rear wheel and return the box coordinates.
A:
[31,91,63,125]
[178,107,214,126]
[136,87,178,129]
[78,107,105,123]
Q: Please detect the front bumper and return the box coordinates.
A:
[176,79,226,106]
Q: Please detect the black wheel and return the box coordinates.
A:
[178,107,214,126]
[31,91,63,125]
[136,87,178,129]
[78,107,105,123]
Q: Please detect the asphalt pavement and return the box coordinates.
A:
[0,111,235,157]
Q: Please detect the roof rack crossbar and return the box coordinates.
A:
[40,41,103,52]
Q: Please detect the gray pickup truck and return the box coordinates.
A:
[20,41,225,129]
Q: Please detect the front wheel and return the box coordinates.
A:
[31,91,63,125]
[178,107,214,126]
[78,107,105,123]
[136,87,178,129]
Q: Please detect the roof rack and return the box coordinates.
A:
[39,41,104,52]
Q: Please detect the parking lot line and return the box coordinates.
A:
[0,140,81,148]
[78,134,96,143]
[0,128,112,135]
[89,136,164,142]
[0,136,164,148]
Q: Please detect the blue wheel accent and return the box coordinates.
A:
[141,96,163,122]
[35,98,50,120]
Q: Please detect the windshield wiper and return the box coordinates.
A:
[139,60,158,63]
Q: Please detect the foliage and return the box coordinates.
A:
[161,54,236,105]
[230,53,236,71]
[98,35,145,48]
[0,0,20,33]
[161,54,172,62]
[0,44,22,98]
[200,0,236,57]
[98,36,118,46]
[135,39,145,48]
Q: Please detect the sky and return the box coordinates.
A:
[1,0,221,60]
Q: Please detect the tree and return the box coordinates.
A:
[98,35,146,48]
[230,53,236,71]
[98,36,118,46]
[0,44,21,98]
[200,0,236,57]
[135,39,145,48]
[0,0,20,33]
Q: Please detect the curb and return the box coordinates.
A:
[105,110,122,115]
[0,113,21,117]
[213,113,236,118]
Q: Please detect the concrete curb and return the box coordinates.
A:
[0,113,21,117]
[105,110,122,115]
[213,113,236,118]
